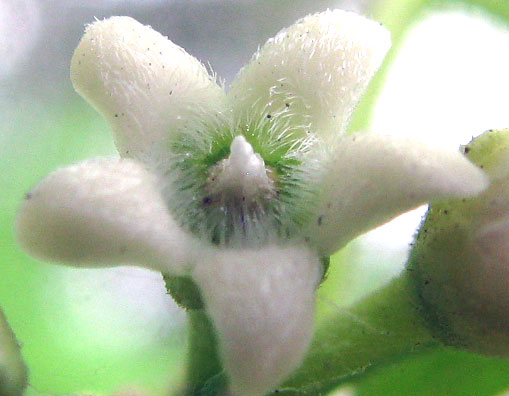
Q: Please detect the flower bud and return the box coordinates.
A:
[408,129,509,357]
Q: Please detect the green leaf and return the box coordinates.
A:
[354,348,509,396]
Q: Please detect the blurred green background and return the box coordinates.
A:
[1,1,508,395]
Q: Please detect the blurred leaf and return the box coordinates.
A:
[349,0,427,133]
[353,348,509,396]
[351,0,509,134]
[459,0,509,22]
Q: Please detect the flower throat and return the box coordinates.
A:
[164,118,318,246]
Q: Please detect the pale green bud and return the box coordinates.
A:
[409,129,509,357]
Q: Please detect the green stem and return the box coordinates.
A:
[270,273,439,395]
[183,310,224,396]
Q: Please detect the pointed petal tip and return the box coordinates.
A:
[453,162,490,198]
[192,245,321,396]
[427,149,490,201]
[229,9,391,139]
[312,9,392,56]
[16,158,193,274]
[70,14,222,103]
[307,133,491,255]
[70,16,137,97]
[71,16,227,160]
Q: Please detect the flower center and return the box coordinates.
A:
[206,136,276,204]
[164,119,319,246]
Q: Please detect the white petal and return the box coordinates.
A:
[16,158,195,274]
[228,9,390,140]
[192,245,321,396]
[71,16,227,161]
[305,133,489,255]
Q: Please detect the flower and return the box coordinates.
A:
[15,10,488,396]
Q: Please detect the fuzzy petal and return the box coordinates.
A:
[192,245,321,396]
[71,16,227,161]
[305,133,489,255]
[228,9,390,140]
[16,158,195,274]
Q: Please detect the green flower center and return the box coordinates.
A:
[164,116,319,246]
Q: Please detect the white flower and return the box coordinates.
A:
[15,10,488,396]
